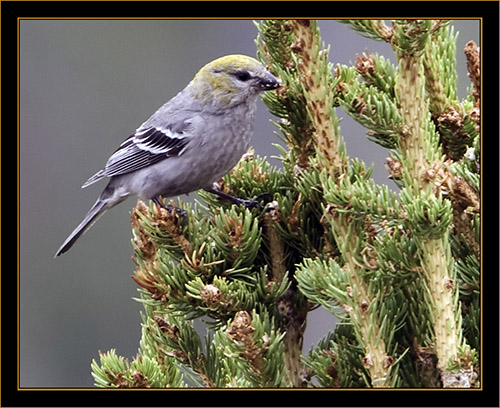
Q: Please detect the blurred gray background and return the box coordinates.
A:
[20,19,479,387]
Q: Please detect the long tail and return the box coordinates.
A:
[55,198,109,257]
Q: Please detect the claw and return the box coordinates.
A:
[205,188,272,210]
[254,192,273,204]
[151,196,188,226]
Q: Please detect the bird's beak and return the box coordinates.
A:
[259,72,281,91]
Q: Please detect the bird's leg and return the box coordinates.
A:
[152,196,164,207]
[205,188,271,210]
[151,196,187,223]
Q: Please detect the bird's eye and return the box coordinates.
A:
[235,71,251,82]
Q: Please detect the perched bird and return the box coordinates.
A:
[55,55,280,256]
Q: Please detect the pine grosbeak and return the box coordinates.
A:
[55,54,280,256]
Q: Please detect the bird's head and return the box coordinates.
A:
[188,54,281,109]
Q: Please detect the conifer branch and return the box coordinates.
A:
[325,212,393,387]
[392,20,477,387]
[464,41,480,106]
[262,200,305,387]
[339,19,394,43]
[256,20,316,170]
[262,201,287,283]
[288,19,346,175]
[262,19,395,387]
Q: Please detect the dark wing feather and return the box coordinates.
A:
[82,122,190,188]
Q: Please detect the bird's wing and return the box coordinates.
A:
[82,121,191,188]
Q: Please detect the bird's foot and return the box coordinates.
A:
[206,189,272,210]
[152,196,187,225]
